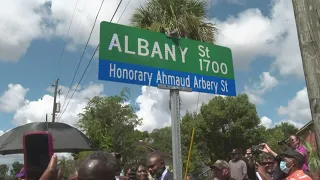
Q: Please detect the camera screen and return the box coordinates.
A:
[25,134,51,180]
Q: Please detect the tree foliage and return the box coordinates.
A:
[197,94,264,161]
[76,89,144,166]
[75,88,301,177]
[0,164,8,179]
[264,122,298,153]
[58,157,77,179]
[10,161,23,178]
[149,127,172,154]
[180,112,205,175]
[130,0,216,43]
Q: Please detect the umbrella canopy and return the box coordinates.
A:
[0,122,95,155]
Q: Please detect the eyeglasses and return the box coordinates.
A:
[261,162,274,165]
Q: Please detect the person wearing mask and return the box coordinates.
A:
[279,148,312,180]
[146,152,173,180]
[288,135,309,172]
[229,149,247,180]
[210,160,230,180]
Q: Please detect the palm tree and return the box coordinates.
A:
[130,0,216,44]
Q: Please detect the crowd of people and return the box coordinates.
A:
[211,134,312,180]
[18,134,313,180]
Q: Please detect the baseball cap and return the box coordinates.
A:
[230,149,241,154]
[280,148,304,167]
[210,160,229,169]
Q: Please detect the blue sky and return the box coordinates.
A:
[0,0,311,140]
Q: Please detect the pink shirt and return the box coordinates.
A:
[297,145,309,171]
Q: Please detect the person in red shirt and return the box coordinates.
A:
[279,148,311,180]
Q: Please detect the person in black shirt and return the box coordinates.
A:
[243,148,256,180]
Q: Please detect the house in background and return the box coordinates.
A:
[296,121,318,151]
[296,121,319,180]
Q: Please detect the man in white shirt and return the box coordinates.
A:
[229,149,247,180]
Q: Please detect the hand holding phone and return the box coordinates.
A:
[39,154,63,180]
[23,131,54,180]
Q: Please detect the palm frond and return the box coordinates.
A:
[130,0,216,44]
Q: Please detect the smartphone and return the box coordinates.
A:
[23,131,54,180]
[252,144,264,152]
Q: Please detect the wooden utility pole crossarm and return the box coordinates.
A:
[52,79,59,122]
[292,0,320,150]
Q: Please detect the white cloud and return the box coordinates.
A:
[0,153,73,166]
[0,84,29,113]
[277,87,311,127]
[0,154,23,166]
[244,72,278,104]
[135,86,218,132]
[0,0,146,61]
[214,0,303,77]
[0,0,304,80]
[12,82,104,126]
[260,116,273,129]
[0,83,103,165]
[0,0,51,61]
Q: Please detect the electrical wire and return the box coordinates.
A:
[57,0,124,121]
[116,0,130,23]
[57,0,80,78]
[58,0,106,120]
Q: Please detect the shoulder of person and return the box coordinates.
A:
[164,171,173,180]
[298,146,308,155]
[240,159,246,164]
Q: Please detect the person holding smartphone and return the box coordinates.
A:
[288,135,309,172]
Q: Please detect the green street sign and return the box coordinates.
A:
[99,21,236,96]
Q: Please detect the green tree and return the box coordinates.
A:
[149,127,172,154]
[0,164,8,180]
[10,161,23,178]
[58,157,76,179]
[76,89,142,166]
[198,94,264,161]
[264,122,298,153]
[130,0,216,43]
[276,122,298,137]
[180,112,206,175]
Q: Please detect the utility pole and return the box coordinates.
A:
[292,0,320,149]
[52,79,59,122]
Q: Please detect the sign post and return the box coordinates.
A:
[170,88,182,180]
[158,85,192,180]
[99,21,236,179]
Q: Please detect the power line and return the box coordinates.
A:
[117,0,131,23]
[57,45,99,122]
[57,0,80,78]
[58,0,106,120]
[58,0,124,121]
[75,0,130,86]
